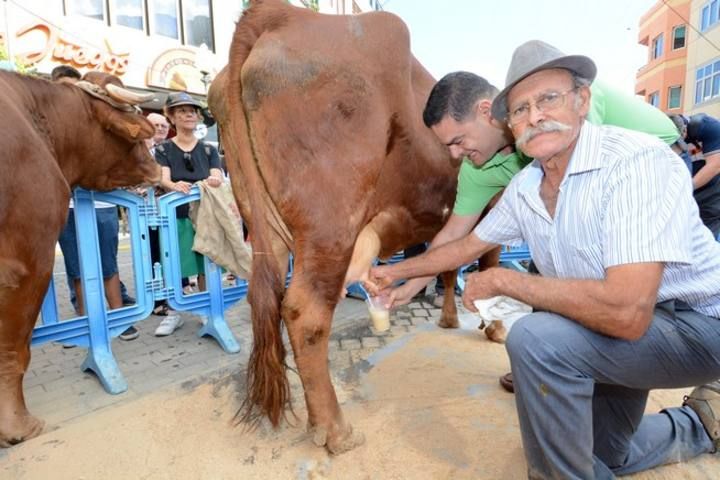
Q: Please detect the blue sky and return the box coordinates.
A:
[383,0,659,94]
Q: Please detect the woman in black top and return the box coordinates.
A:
[155,92,222,294]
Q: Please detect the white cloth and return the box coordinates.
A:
[474,122,720,318]
[473,295,532,331]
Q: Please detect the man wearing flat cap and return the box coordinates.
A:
[370,40,720,477]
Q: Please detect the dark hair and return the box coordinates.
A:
[423,71,499,127]
[667,113,687,133]
[51,65,82,81]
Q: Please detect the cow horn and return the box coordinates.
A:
[105,83,154,105]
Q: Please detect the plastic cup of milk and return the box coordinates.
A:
[366,294,391,332]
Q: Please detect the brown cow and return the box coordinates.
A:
[0,70,161,447]
[207,0,482,454]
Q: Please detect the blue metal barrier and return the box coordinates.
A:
[155,186,245,354]
[34,189,156,394]
[33,186,245,394]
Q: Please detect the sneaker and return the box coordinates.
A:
[119,326,139,341]
[683,380,720,450]
[154,314,184,337]
[122,295,136,306]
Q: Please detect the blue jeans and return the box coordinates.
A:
[58,207,119,280]
[506,301,719,479]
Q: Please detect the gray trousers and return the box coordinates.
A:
[505,301,719,479]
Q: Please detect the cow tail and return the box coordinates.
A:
[227,0,293,429]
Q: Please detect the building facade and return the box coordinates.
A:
[635,0,690,113]
[0,0,381,97]
[682,0,720,116]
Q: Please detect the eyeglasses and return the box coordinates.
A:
[183,152,195,172]
[507,87,578,126]
[153,123,169,129]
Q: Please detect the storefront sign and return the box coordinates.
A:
[147,48,208,94]
[11,22,129,75]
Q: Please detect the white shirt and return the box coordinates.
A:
[475,121,720,318]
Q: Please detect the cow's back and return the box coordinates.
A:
[237,8,456,251]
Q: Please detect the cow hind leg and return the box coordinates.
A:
[0,257,47,447]
[283,270,364,454]
[437,270,459,328]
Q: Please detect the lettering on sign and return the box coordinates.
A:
[13,22,129,75]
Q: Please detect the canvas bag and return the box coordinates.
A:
[189,180,252,279]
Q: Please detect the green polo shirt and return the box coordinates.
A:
[453,80,680,216]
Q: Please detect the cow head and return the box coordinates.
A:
[71,72,161,190]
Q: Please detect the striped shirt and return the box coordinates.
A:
[475,121,720,318]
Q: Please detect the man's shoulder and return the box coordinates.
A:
[594,123,666,156]
[585,123,683,179]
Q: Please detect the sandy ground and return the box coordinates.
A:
[2,324,719,479]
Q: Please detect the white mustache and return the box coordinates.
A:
[516,120,572,148]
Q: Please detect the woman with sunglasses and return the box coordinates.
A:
[154,92,222,335]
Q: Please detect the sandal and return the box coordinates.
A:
[152,303,171,316]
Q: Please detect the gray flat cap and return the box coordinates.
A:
[491,40,597,121]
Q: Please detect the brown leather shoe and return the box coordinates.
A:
[683,380,720,451]
[499,372,514,393]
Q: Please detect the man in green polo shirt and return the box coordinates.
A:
[389,67,679,307]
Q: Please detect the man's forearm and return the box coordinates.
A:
[427,213,480,250]
[692,154,720,189]
[491,267,660,340]
[391,233,495,280]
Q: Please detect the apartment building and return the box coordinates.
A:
[636,0,690,113]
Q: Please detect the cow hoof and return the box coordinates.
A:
[309,424,328,447]
[437,314,459,329]
[484,320,506,344]
[327,427,365,455]
[308,423,365,454]
[0,413,45,448]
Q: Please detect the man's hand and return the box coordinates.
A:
[385,279,428,307]
[366,264,397,294]
[461,268,503,312]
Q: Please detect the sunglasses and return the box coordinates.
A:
[183,152,195,172]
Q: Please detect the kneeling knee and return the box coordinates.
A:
[505,312,560,360]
